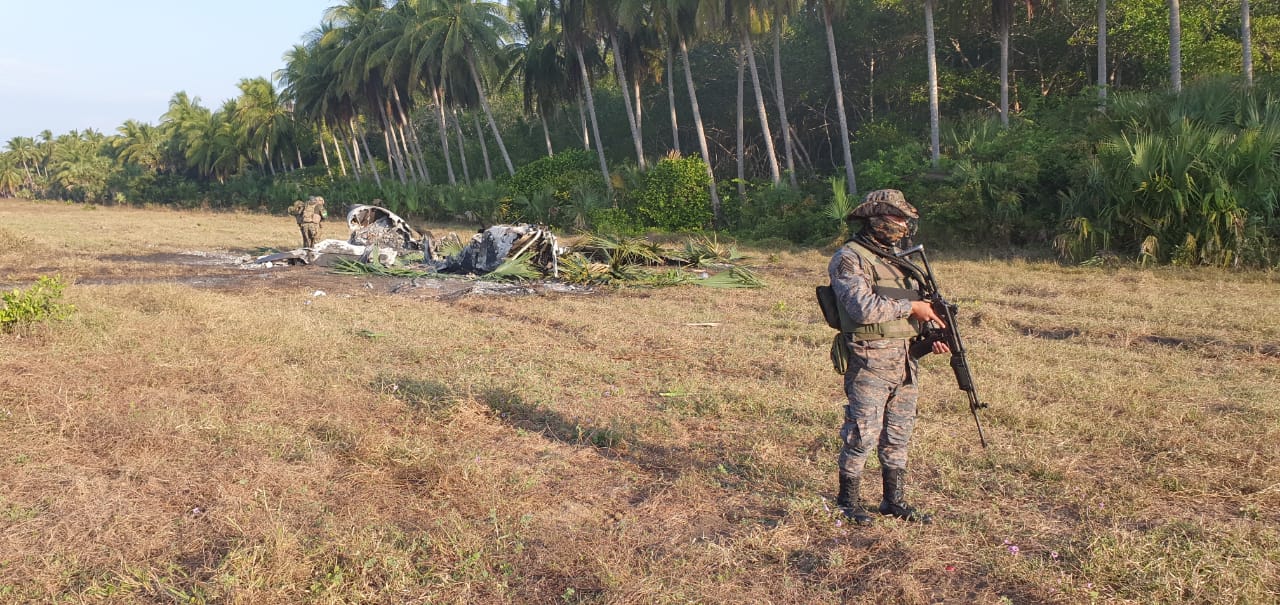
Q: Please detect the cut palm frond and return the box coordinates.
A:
[482,252,541,282]
[639,269,695,287]
[436,232,465,258]
[694,267,765,289]
[558,253,614,285]
[581,233,667,267]
[331,259,434,278]
[681,234,741,267]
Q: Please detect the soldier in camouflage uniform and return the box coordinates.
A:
[289,196,328,249]
[827,189,949,525]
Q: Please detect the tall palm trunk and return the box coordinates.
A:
[406,121,431,184]
[742,26,780,184]
[1169,0,1182,93]
[264,142,277,176]
[347,120,364,180]
[356,120,382,187]
[634,77,643,136]
[736,50,746,198]
[772,12,796,186]
[388,97,417,181]
[318,130,333,178]
[473,112,493,181]
[390,84,428,182]
[452,109,472,185]
[667,49,680,152]
[998,0,1011,127]
[612,34,646,169]
[431,85,457,185]
[1098,0,1108,105]
[541,113,554,156]
[328,122,348,177]
[679,36,722,225]
[1242,0,1253,86]
[378,100,407,184]
[577,96,591,150]
[575,44,613,193]
[822,2,856,196]
[466,57,514,176]
[925,0,941,168]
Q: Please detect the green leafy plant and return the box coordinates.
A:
[630,155,712,231]
[1,276,75,331]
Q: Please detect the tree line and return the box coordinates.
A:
[1,0,1276,265]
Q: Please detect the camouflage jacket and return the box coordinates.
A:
[827,239,914,334]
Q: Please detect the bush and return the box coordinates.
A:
[629,155,712,231]
[506,150,603,206]
[1,275,75,332]
[730,184,837,246]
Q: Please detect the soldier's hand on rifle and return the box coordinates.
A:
[909,300,946,328]
[930,340,951,354]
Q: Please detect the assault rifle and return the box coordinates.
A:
[887,242,989,448]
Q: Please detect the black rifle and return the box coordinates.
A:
[885,242,989,448]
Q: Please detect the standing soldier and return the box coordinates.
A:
[289,196,328,248]
[827,189,949,525]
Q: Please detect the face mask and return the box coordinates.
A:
[867,216,911,246]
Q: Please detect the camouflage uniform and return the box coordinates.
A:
[827,188,932,524]
[290,196,327,248]
[828,242,918,476]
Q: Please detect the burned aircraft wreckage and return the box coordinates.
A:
[251,204,764,290]
[254,204,562,277]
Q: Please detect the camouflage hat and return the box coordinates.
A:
[310,195,325,204]
[845,189,918,221]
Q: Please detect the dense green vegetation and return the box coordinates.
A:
[1,0,1276,265]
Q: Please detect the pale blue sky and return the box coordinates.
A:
[0,0,334,142]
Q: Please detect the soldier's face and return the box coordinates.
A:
[868,215,912,246]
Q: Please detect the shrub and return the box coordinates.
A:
[630,155,712,231]
[506,150,603,206]
[1,275,75,332]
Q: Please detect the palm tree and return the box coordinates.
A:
[160,92,212,176]
[0,158,23,197]
[995,0,1012,126]
[1169,0,1182,93]
[503,0,569,157]
[113,120,164,172]
[562,0,613,191]
[5,136,38,187]
[732,0,781,184]
[1242,0,1253,86]
[770,0,799,185]
[607,0,650,169]
[815,0,856,196]
[424,0,517,176]
[925,0,941,168]
[660,0,723,224]
[325,0,390,186]
[235,77,292,176]
[1097,0,1107,105]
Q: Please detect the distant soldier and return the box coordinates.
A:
[827,189,949,525]
[289,196,328,248]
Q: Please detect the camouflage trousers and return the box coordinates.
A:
[300,223,320,249]
[838,338,919,477]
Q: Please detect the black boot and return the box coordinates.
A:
[878,468,932,524]
[837,474,874,526]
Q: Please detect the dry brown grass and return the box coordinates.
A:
[1,198,1278,604]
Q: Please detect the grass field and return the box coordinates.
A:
[1,198,1277,604]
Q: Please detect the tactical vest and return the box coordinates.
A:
[301,203,323,224]
[837,241,919,341]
